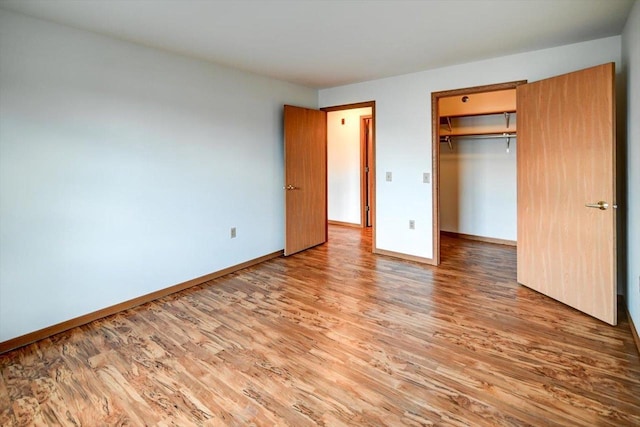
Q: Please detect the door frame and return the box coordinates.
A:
[360,115,373,228]
[322,101,376,251]
[430,81,526,265]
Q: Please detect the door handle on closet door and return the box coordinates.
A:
[585,201,609,210]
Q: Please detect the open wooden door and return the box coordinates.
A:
[360,115,373,227]
[284,105,327,256]
[517,63,617,325]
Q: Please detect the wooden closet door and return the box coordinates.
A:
[517,63,616,325]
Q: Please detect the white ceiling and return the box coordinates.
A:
[0,0,634,88]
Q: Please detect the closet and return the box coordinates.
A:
[436,86,519,248]
[431,64,616,326]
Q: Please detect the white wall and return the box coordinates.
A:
[0,10,317,342]
[320,36,622,259]
[327,107,371,224]
[622,1,640,330]
[440,135,516,241]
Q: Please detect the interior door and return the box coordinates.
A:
[366,117,374,227]
[360,116,373,227]
[517,63,616,325]
[284,105,327,256]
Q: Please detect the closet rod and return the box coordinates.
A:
[439,133,516,141]
[440,133,515,153]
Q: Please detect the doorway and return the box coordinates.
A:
[322,101,376,248]
[283,102,375,256]
[431,81,524,265]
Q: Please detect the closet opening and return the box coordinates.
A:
[431,81,525,265]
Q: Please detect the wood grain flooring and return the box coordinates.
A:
[1,226,639,426]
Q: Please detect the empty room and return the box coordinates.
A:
[1,0,639,425]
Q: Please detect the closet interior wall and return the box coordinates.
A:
[438,90,518,244]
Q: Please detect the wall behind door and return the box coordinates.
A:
[440,126,517,241]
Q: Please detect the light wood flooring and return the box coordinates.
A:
[1,225,639,426]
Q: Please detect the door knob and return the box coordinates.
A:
[285,185,297,190]
[585,201,609,210]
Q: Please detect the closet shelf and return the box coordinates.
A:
[440,111,516,137]
[439,89,516,117]
[438,89,517,153]
[439,89,517,138]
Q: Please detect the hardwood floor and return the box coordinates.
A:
[1,225,639,426]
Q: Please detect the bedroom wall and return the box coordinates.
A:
[319,36,622,260]
[0,10,317,342]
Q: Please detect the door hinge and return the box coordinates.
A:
[365,166,369,173]
[366,205,370,211]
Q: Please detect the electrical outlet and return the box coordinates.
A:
[230,227,237,238]
[409,220,415,230]
[386,171,392,182]
[423,172,430,184]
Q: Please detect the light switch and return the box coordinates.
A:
[386,172,392,182]
[423,172,430,184]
